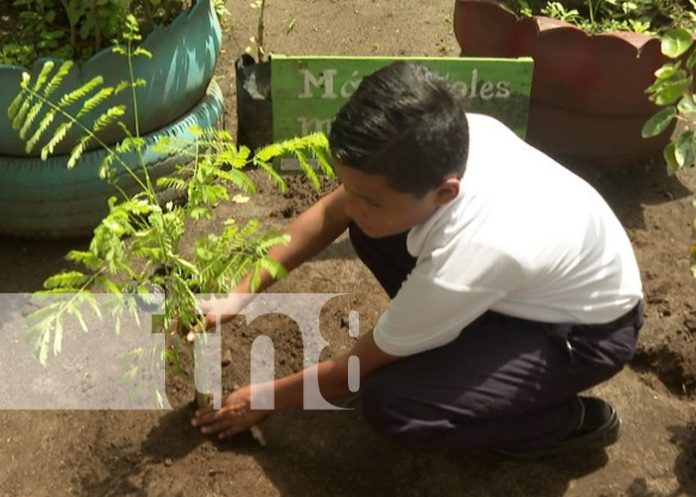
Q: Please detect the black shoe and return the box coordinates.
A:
[491,397,622,461]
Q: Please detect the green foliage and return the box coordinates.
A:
[8,15,334,393]
[643,28,696,277]
[0,0,229,67]
[501,0,696,34]
[540,2,583,24]
[8,26,144,169]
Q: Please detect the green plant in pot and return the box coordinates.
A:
[453,0,696,163]
[501,0,696,34]
[9,14,334,408]
[643,28,696,276]
[0,0,227,237]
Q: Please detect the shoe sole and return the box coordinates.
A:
[491,405,622,462]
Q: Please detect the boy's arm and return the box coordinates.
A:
[272,327,400,410]
[191,328,401,438]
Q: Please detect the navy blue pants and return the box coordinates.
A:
[349,222,643,451]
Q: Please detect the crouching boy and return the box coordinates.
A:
[191,61,643,459]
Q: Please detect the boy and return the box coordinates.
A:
[191,61,643,459]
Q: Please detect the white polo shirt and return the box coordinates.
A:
[373,113,643,356]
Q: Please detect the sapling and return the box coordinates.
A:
[8,12,334,408]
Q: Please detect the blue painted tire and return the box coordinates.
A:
[0,80,224,238]
[0,0,221,157]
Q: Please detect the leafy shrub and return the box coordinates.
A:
[643,28,696,275]
[7,14,332,405]
[0,0,226,67]
[498,0,696,34]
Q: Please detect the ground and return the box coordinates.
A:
[1,0,695,496]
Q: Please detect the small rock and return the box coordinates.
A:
[685,317,696,332]
[164,458,173,467]
[222,349,233,367]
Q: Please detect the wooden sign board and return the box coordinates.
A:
[270,55,533,172]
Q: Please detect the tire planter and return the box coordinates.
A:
[453,0,685,163]
[0,80,224,238]
[0,0,221,157]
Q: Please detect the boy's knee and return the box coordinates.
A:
[360,375,446,447]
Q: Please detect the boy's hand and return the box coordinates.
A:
[191,385,270,439]
[187,293,252,342]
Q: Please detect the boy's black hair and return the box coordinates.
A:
[329,61,469,197]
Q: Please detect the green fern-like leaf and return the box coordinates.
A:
[57,76,104,108]
[201,184,228,205]
[10,95,34,132]
[77,87,115,118]
[82,292,103,321]
[114,80,130,95]
[254,157,288,193]
[19,100,45,140]
[93,274,123,295]
[41,122,74,159]
[237,219,261,242]
[256,233,291,254]
[26,108,57,154]
[313,141,335,177]
[53,318,63,355]
[255,142,284,162]
[9,73,33,127]
[156,176,188,191]
[258,256,288,280]
[35,322,52,366]
[8,92,25,121]
[255,133,334,186]
[133,47,153,59]
[112,44,127,56]
[215,168,256,193]
[233,146,251,169]
[294,148,321,190]
[92,105,126,133]
[67,305,89,333]
[67,134,92,169]
[43,60,74,99]
[33,61,56,93]
[24,303,61,328]
[189,207,211,219]
[43,271,89,290]
[66,249,100,268]
[255,133,329,161]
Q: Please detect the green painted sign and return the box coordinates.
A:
[270,55,533,171]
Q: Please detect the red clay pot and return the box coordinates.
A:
[453,0,677,163]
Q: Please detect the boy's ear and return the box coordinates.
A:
[434,177,460,205]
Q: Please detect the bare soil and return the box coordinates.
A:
[1,1,695,496]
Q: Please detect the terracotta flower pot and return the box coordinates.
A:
[453,0,679,163]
